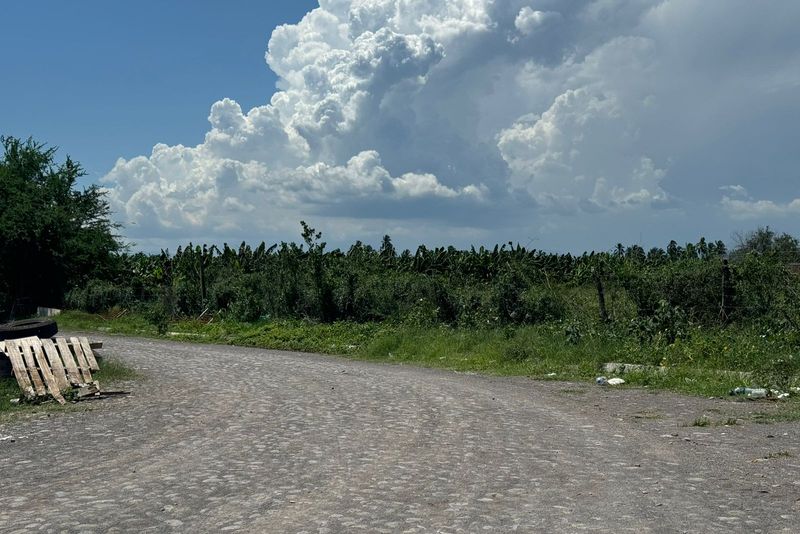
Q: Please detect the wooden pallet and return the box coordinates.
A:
[0,336,101,404]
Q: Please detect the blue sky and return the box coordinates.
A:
[2,1,799,253]
[1,1,316,181]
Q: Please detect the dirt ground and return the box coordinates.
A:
[1,335,798,533]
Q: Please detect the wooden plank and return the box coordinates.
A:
[74,380,101,399]
[18,338,46,396]
[2,340,36,398]
[69,337,94,383]
[60,340,102,351]
[78,337,99,371]
[27,338,66,405]
[55,337,83,385]
[41,338,70,391]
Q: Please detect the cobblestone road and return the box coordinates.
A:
[1,335,799,533]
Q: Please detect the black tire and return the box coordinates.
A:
[0,355,11,377]
[0,318,59,341]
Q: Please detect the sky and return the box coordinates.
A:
[2,0,799,253]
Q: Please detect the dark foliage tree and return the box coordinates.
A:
[0,136,121,316]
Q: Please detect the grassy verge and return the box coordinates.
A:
[0,376,91,422]
[58,310,800,406]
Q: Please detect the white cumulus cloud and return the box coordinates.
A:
[514,7,561,36]
[722,197,800,219]
[103,0,800,249]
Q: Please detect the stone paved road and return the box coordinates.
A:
[1,336,799,533]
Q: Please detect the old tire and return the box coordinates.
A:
[0,355,10,377]
[0,318,59,341]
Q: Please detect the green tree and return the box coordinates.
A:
[0,136,122,315]
[731,226,799,262]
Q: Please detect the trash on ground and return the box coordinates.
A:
[0,435,27,442]
[729,387,793,400]
[596,376,625,386]
[0,336,101,404]
[729,386,768,399]
[603,362,750,380]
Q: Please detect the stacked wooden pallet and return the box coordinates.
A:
[0,336,100,404]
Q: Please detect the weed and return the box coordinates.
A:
[564,320,583,345]
[0,377,21,414]
[632,411,663,420]
[691,416,711,427]
[95,359,141,382]
[753,355,798,392]
[751,403,800,423]
[762,450,793,460]
[502,341,535,362]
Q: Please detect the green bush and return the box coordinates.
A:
[520,287,566,324]
[630,299,690,345]
[65,279,133,313]
[143,289,175,335]
[620,259,722,322]
[733,254,788,320]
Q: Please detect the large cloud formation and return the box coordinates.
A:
[104,0,800,250]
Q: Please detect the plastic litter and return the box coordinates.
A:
[729,386,768,399]
[596,376,625,386]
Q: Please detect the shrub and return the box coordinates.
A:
[734,254,788,320]
[630,299,690,345]
[65,279,132,313]
[620,259,722,323]
[143,288,175,334]
[520,287,566,324]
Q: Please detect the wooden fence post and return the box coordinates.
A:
[721,259,734,323]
